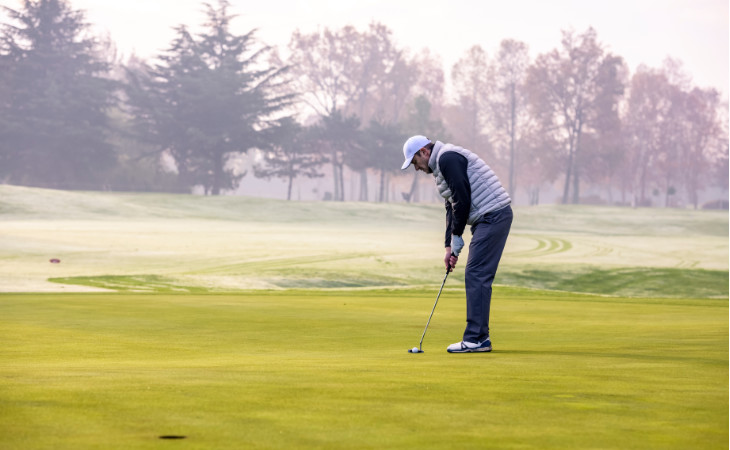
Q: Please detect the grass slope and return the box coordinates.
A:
[1,289,727,449]
[0,185,727,297]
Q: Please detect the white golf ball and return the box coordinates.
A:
[411,347,419,353]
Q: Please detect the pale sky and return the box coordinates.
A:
[8,0,730,98]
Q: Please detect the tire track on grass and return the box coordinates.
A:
[509,235,573,258]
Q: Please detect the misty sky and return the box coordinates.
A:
[6,0,730,99]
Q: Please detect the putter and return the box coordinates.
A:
[408,259,453,354]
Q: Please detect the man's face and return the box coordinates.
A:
[411,148,431,173]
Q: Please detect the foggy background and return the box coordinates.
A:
[1,0,728,207]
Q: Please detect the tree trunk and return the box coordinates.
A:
[331,151,340,201]
[571,118,584,204]
[338,164,345,201]
[379,169,386,202]
[562,135,575,204]
[359,170,368,201]
[639,164,647,207]
[212,150,223,196]
[572,166,580,204]
[508,82,516,197]
[385,173,390,202]
[632,143,648,207]
[606,182,614,205]
[407,172,419,203]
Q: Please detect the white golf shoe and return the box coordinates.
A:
[446,339,492,353]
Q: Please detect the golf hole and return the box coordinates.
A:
[159,435,186,440]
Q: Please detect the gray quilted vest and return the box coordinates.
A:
[428,141,511,226]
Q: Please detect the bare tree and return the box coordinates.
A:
[287,22,419,123]
[623,66,671,206]
[527,28,609,204]
[489,39,530,198]
[411,49,446,115]
[286,27,354,117]
[623,60,722,209]
[450,45,491,151]
[585,54,628,204]
[678,87,722,209]
[287,23,421,201]
[711,100,729,197]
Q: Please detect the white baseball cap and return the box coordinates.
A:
[401,135,431,170]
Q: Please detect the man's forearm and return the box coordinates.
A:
[440,152,470,236]
[444,201,453,247]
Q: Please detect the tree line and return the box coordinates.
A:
[1,0,727,207]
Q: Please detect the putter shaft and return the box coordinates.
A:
[418,268,450,350]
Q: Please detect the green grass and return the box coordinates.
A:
[1,289,727,449]
[0,185,727,297]
[0,185,728,448]
[498,266,729,298]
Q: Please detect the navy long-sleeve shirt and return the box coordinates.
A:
[440,152,471,247]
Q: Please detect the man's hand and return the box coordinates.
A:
[450,235,465,256]
[444,247,459,272]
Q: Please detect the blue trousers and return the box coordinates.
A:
[463,205,513,343]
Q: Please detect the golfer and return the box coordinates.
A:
[401,136,512,353]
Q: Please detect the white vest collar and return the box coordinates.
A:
[428,141,445,174]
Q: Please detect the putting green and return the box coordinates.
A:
[0,289,727,449]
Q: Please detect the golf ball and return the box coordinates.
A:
[411,347,419,353]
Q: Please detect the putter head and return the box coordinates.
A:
[407,348,424,353]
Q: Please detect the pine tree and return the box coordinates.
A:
[253,118,326,200]
[125,0,292,195]
[0,0,117,188]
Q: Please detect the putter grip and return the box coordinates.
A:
[447,252,456,274]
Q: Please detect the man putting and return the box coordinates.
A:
[401,136,512,353]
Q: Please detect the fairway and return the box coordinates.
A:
[0,185,727,297]
[0,185,728,449]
